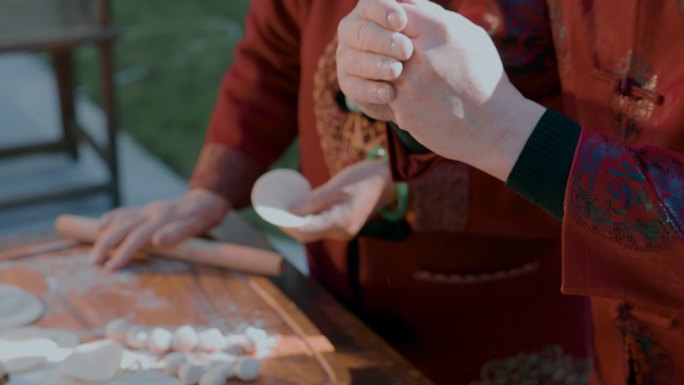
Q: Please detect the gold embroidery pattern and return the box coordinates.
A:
[473,345,590,385]
[609,51,658,142]
[312,38,388,176]
[548,3,571,75]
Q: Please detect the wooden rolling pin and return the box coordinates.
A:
[55,214,284,276]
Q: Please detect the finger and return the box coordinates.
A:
[151,217,210,248]
[339,75,396,105]
[338,47,403,81]
[356,0,407,31]
[91,216,146,266]
[278,227,308,244]
[287,212,337,243]
[104,219,166,271]
[355,102,396,122]
[289,185,348,216]
[401,1,452,39]
[338,19,413,60]
[296,209,356,242]
[98,207,130,230]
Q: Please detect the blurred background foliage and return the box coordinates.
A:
[77,0,259,178]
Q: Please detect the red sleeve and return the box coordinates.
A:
[562,128,684,309]
[189,0,301,208]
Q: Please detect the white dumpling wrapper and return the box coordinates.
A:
[57,339,123,383]
[0,284,45,330]
[251,169,312,228]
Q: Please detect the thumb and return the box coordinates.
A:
[289,185,348,216]
[400,0,447,39]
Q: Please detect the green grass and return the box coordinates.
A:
[77,0,255,178]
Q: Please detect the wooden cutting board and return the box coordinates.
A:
[0,245,350,385]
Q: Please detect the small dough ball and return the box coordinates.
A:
[198,365,232,385]
[126,325,149,349]
[177,362,204,385]
[209,361,235,379]
[198,328,223,352]
[172,325,199,352]
[244,327,268,346]
[105,318,131,342]
[221,334,253,355]
[148,328,173,353]
[235,357,260,381]
[163,352,186,375]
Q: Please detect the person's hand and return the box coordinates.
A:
[336,0,412,121]
[339,0,546,181]
[91,188,230,271]
[284,159,396,243]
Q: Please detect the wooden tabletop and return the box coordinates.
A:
[0,215,433,385]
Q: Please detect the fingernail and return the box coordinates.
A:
[388,61,402,78]
[387,11,403,30]
[376,87,390,102]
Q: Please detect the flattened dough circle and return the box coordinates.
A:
[0,284,45,330]
[1,327,80,348]
[251,169,312,228]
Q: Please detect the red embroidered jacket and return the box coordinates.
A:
[393,2,684,384]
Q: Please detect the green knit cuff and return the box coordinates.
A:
[387,121,431,154]
[506,109,581,219]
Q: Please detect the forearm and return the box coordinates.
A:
[189,143,266,209]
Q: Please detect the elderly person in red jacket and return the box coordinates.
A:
[91,1,592,383]
[338,0,684,384]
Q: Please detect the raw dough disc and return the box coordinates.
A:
[57,339,123,383]
[0,284,45,330]
[0,338,58,361]
[112,369,182,385]
[251,169,312,228]
[5,362,62,385]
[1,327,80,348]
[2,356,46,373]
